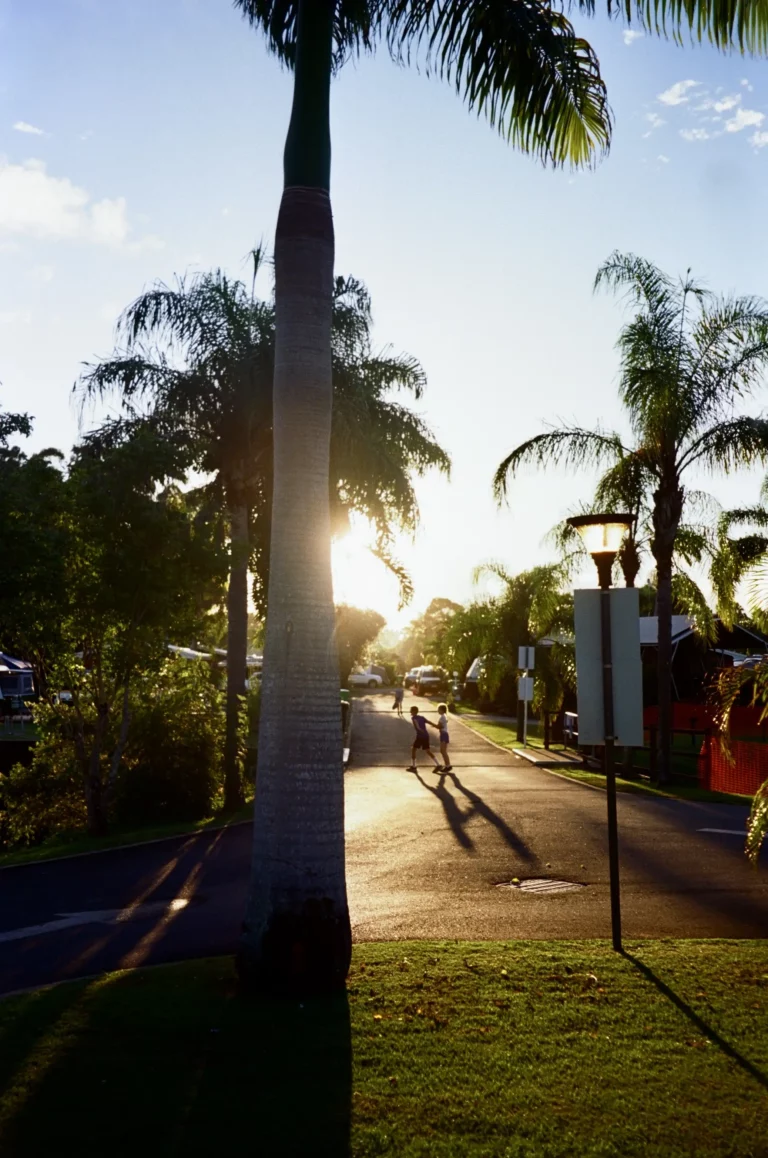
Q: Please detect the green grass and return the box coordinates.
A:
[550,767,754,806]
[1,941,767,1156]
[455,713,752,806]
[0,804,253,870]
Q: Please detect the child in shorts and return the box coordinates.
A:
[408,705,441,771]
[392,684,405,716]
[429,702,452,772]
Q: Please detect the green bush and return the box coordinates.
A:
[0,743,85,850]
[0,657,226,851]
[114,661,224,827]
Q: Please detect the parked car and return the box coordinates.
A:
[415,666,446,695]
[404,667,422,689]
[348,669,383,689]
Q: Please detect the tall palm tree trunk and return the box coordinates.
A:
[223,501,249,812]
[655,560,673,784]
[653,486,683,785]
[239,0,351,994]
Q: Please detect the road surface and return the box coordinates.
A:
[1,691,766,996]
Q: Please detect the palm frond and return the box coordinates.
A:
[369,537,413,610]
[679,416,768,474]
[382,0,611,167]
[493,427,624,503]
[746,779,768,865]
[234,0,375,67]
[607,0,768,54]
[671,570,717,644]
[594,251,679,313]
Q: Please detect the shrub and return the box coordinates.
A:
[0,657,226,851]
[113,660,224,827]
[0,742,84,850]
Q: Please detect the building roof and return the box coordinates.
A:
[639,617,695,646]
[639,616,768,649]
[0,653,33,671]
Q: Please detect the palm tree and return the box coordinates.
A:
[79,262,448,817]
[472,563,574,727]
[80,262,274,814]
[494,253,768,782]
[234,3,768,992]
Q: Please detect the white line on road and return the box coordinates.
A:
[0,898,189,945]
[697,828,745,836]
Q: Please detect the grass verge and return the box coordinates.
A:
[0,803,253,870]
[550,767,754,806]
[1,941,767,1157]
[455,714,752,806]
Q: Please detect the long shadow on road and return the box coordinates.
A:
[412,768,535,862]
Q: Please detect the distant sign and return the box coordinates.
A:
[517,675,534,703]
[518,646,535,671]
[574,588,643,747]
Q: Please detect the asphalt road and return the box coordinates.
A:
[1,691,766,996]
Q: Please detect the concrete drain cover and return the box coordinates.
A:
[497,878,585,895]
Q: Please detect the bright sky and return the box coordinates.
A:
[3,1,768,628]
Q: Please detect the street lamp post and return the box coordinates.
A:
[567,513,634,952]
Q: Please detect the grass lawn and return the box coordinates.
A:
[0,804,253,870]
[550,767,755,806]
[1,941,767,1157]
[456,714,753,807]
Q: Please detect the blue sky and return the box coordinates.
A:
[2,0,768,624]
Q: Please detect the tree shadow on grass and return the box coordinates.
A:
[621,950,768,1092]
[182,986,353,1157]
[0,964,351,1158]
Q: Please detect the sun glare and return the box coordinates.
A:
[331,525,400,623]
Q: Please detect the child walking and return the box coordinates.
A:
[429,703,452,772]
[408,705,441,771]
[392,683,405,717]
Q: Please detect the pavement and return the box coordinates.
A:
[1,690,766,997]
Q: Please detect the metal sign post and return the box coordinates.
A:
[517,647,535,745]
[574,586,642,953]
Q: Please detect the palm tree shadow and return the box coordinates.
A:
[412,767,476,850]
[621,950,768,1092]
[185,989,352,1157]
[445,771,535,862]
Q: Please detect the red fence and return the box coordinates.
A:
[699,736,768,796]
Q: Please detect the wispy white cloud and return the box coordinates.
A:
[741,78,754,91]
[658,80,699,106]
[680,128,711,141]
[697,93,741,114]
[725,107,764,133]
[0,159,163,250]
[13,121,44,136]
[623,29,644,45]
[657,154,670,163]
[642,112,665,138]
[750,130,768,148]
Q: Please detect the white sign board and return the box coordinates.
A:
[517,675,534,703]
[574,587,643,747]
[518,646,535,671]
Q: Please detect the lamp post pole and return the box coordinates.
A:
[595,553,622,952]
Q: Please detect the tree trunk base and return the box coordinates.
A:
[237,898,351,996]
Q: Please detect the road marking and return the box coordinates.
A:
[0,898,189,944]
[697,828,745,836]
